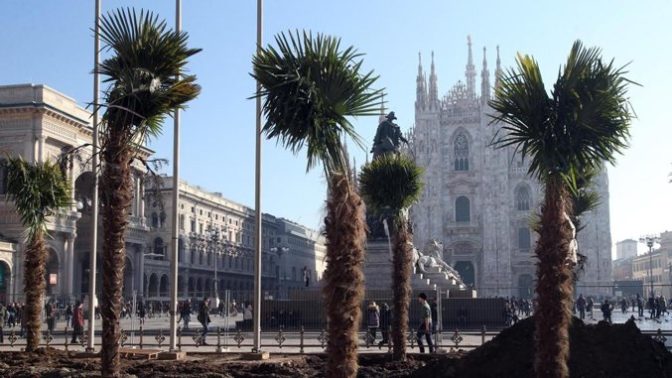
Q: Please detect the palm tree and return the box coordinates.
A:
[4,157,70,352]
[489,41,635,377]
[359,153,423,361]
[252,31,383,378]
[96,8,200,376]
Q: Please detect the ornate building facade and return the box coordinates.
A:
[408,37,613,298]
[0,84,326,304]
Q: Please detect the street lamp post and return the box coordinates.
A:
[639,235,660,298]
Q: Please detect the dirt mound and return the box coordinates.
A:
[413,317,672,378]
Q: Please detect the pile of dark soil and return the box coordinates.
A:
[0,350,428,377]
[413,317,672,378]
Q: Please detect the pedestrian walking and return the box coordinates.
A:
[576,294,586,320]
[0,302,6,343]
[45,299,56,334]
[65,304,73,328]
[601,299,613,324]
[197,297,211,345]
[416,293,435,353]
[243,302,253,330]
[179,300,191,330]
[637,294,644,317]
[71,300,84,344]
[378,303,391,349]
[366,301,380,343]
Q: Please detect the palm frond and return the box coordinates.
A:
[252,30,385,173]
[489,40,636,187]
[359,154,424,218]
[97,8,201,145]
[3,157,71,239]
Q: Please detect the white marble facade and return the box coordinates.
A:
[408,38,613,298]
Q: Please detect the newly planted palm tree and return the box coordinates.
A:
[490,41,635,377]
[97,8,200,376]
[252,31,383,378]
[359,153,423,361]
[4,157,70,352]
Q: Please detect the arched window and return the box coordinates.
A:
[153,237,164,256]
[454,132,469,171]
[515,186,531,211]
[151,213,159,228]
[455,196,470,222]
[518,227,531,251]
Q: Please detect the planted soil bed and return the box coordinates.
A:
[413,316,672,378]
[0,349,434,377]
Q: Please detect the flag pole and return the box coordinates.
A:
[168,0,182,352]
[252,0,264,354]
[86,0,101,353]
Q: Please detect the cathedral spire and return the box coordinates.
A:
[495,45,503,90]
[481,46,490,105]
[379,93,386,123]
[416,52,427,111]
[428,51,439,109]
[465,35,476,99]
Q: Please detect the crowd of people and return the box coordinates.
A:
[574,293,671,324]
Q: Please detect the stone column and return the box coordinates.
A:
[138,177,145,220]
[65,233,76,301]
[138,246,145,298]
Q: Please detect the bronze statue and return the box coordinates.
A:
[371,111,408,160]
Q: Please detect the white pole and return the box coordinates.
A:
[252,0,263,354]
[86,0,101,353]
[168,0,182,352]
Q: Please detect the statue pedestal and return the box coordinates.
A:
[363,239,437,292]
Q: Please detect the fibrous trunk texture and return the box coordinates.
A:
[322,173,367,378]
[391,218,412,361]
[534,178,573,378]
[100,128,133,377]
[24,231,46,352]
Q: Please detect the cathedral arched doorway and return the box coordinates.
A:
[148,274,158,299]
[159,274,169,297]
[454,261,475,287]
[45,249,59,296]
[0,260,10,303]
[518,274,534,299]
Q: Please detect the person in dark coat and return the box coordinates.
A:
[378,303,391,348]
[197,297,211,345]
[601,299,613,324]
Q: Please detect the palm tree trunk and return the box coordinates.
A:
[391,217,412,361]
[323,173,367,378]
[23,230,46,352]
[534,177,573,378]
[100,128,133,377]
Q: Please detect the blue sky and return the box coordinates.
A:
[1,1,670,257]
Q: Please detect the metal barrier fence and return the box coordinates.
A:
[2,325,671,354]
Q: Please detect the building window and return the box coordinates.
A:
[179,214,185,230]
[159,211,167,228]
[515,186,531,211]
[190,220,196,233]
[455,196,470,222]
[191,206,195,213]
[154,237,165,256]
[454,132,469,171]
[518,228,531,251]
[151,213,159,228]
